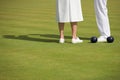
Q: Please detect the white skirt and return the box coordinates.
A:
[56,0,83,22]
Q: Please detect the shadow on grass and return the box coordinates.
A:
[2,34,90,43]
[29,34,71,39]
[29,34,90,40]
[2,34,58,43]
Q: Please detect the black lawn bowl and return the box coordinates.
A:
[107,36,114,43]
[91,36,97,43]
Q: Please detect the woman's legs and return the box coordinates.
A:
[58,22,78,39]
[58,22,83,43]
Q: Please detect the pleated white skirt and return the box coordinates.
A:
[56,0,83,22]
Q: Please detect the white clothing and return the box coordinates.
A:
[56,0,83,22]
[94,0,111,37]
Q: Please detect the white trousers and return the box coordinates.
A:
[94,0,111,37]
[56,0,83,22]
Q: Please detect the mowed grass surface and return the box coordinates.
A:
[0,0,120,80]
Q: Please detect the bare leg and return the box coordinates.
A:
[71,22,77,39]
[71,22,83,43]
[58,23,64,39]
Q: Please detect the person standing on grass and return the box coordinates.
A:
[94,0,111,42]
[56,0,83,43]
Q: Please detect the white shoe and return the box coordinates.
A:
[72,37,83,44]
[59,38,65,43]
[98,36,107,42]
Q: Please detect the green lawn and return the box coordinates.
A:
[0,0,120,80]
